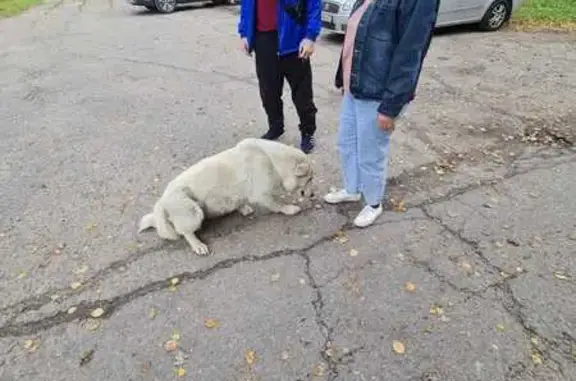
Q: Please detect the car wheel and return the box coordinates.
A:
[154,0,176,13]
[478,0,511,31]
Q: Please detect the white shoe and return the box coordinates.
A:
[354,204,383,228]
[323,189,362,204]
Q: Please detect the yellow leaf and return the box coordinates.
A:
[148,308,159,320]
[312,363,325,377]
[168,285,178,292]
[429,304,443,316]
[333,230,349,244]
[73,265,89,274]
[170,277,180,286]
[245,349,257,365]
[164,340,178,352]
[86,222,97,232]
[171,331,181,341]
[17,271,27,279]
[404,282,416,292]
[90,308,105,318]
[70,282,83,290]
[496,324,505,332]
[531,351,543,365]
[531,337,539,346]
[85,318,101,331]
[67,307,77,314]
[204,318,220,329]
[23,339,39,353]
[553,272,569,280]
[392,340,406,354]
[175,367,186,377]
[349,249,359,257]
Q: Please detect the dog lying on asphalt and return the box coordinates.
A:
[138,138,315,255]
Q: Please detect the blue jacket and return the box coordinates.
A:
[335,0,439,118]
[238,0,322,56]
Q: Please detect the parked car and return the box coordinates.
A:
[321,0,526,33]
[128,0,232,13]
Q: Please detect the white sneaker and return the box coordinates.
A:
[324,189,362,204]
[354,204,383,228]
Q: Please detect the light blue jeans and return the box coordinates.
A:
[338,92,407,206]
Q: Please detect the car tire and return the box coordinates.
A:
[478,0,511,31]
[154,0,176,13]
[211,0,228,4]
[145,5,157,11]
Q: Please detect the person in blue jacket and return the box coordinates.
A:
[324,0,439,227]
[238,0,321,153]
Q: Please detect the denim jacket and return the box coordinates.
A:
[335,0,439,118]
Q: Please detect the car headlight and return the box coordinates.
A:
[341,0,354,12]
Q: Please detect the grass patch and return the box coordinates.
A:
[512,0,576,31]
[0,0,44,17]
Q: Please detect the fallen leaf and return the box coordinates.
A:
[531,337,539,346]
[73,265,89,274]
[553,272,570,281]
[170,277,180,286]
[333,230,349,244]
[280,351,290,360]
[171,331,181,341]
[245,349,257,366]
[531,351,543,365]
[23,339,40,353]
[141,361,152,372]
[70,282,83,290]
[148,308,159,320]
[86,222,97,232]
[392,340,406,354]
[67,307,77,314]
[270,273,281,282]
[460,261,473,272]
[175,367,186,377]
[17,271,27,279]
[391,199,407,213]
[204,318,220,329]
[312,363,325,377]
[429,304,444,316]
[173,352,185,367]
[90,308,105,318]
[496,324,505,332]
[164,340,178,352]
[80,349,95,366]
[349,249,359,257]
[404,282,416,292]
[85,318,101,331]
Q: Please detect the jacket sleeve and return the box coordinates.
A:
[377,0,438,118]
[238,0,247,37]
[305,0,322,41]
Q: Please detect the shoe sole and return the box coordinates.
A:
[323,197,361,205]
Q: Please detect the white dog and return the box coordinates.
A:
[138,138,315,255]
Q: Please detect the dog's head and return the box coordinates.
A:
[288,159,316,199]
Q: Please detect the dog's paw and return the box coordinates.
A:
[192,242,211,256]
[238,204,254,216]
[280,204,301,216]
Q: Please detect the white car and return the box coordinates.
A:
[321,0,526,33]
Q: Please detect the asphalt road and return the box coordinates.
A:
[0,2,575,380]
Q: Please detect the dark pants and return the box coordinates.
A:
[254,30,317,136]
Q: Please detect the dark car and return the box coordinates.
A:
[129,0,234,13]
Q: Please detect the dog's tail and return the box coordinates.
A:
[138,203,179,240]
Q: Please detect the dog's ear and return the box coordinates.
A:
[295,161,310,177]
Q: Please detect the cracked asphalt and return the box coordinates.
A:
[1,2,575,380]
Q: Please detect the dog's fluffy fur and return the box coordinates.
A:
[138,138,314,255]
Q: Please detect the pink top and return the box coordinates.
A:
[342,0,372,93]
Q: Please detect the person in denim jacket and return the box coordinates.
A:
[324,0,439,227]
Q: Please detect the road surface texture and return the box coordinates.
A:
[0,2,575,380]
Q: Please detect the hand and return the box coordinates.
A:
[240,37,250,55]
[377,113,395,132]
[299,38,315,59]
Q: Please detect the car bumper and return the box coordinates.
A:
[128,0,154,6]
[321,11,349,34]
